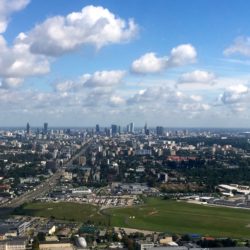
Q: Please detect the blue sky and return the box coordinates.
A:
[1,0,250,127]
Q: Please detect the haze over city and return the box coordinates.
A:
[1,0,250,127]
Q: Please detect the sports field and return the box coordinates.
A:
[14,202,107,224]
[106,198,250,238]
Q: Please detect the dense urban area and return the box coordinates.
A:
[1,123,250,250]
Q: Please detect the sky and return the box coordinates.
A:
[2,0,250,127]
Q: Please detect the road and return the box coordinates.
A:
[0,138,92,214]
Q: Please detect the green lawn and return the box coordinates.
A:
[14,198,250,239]
[106,198,250,239]
[14,201,107,225]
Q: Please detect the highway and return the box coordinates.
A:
[0,138,92,214]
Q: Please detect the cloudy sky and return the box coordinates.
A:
[1,0,250,127]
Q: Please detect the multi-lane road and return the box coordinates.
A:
[0,139,92,215]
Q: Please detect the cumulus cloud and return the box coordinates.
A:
[0,35,50,88]
[181,103,210,111]
[55,70,126,92]
[167,44,197,67]
[54,80,75,93]
[0,0,30,33]
[131,44,197,74]
[224,37,250,57]
[19,5,138,56]
[127,86,207,110]
[0,5,136,87]
[131,53,167,74]
[178,70,216,84]
[84,70,126,88]
[109,95,126,106]
[1,77,24,88]
[220,84,248,104]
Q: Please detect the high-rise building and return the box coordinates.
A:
[26,122,30,135]
[144,123,147,134]
[105,127,112,137]
[127,122,134,134]
[144,122,150,135]
[130,122,134,133]
[96,124,100,134]
[44,122,48,134]
[111,124,118,136]
[126,124,130,133]
[156,126,164,136]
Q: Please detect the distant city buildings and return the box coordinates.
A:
[156,126,164,136]
[95,124,100,134]
[126,122,134,134]
[144,123,150,135]
[111,124,118,136]
[26,122,30,135]
[44,122,48,134]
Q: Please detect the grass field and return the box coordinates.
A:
[106,198,250,239]
[14,202,107,225]
[14,198,250,238]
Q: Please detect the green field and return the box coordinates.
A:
[14,202,107,225]
[14,198,250,238]
[106,198,250,239]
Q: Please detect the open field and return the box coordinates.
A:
[13,198,250,238]
[106,198,250,239]
[14,202,107,225]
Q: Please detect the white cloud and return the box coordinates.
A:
[131,44,197,74]
[0,0,30,33]
[1,77,23,88]
[20,5,138,56]
[55,70,126,92]
[224,37,250,57]
[109,95,125,106]
[127,86,207,110]
[0,35,50,88]
[190,95,203,102]
[167,44,197,67]
[131,53,167,74]
[181,103,210,111]
[0,5,135,88]
[178,70,216,84]
[220,84,248,104]
[84,70,126,88]
[55,80,74,93]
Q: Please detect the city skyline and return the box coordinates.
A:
[1,0,250,127]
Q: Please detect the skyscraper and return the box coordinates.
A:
[130,122,134,133]
[96,124,100,134]
[127,122,134,134]
[144,123,147,134]
[144,122,150,135]
[156,126,164,136]
[26,122,30,135]
[111,124,118,136]
[44,122,48,134]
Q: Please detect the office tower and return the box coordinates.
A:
[26,122,30,135]
[144,123,147,134]
[156,126,164,136]
[129,122,134,133]
[96,124,100,134]
[127,122,134,134]
[105,127,111,137]
[126,124,130,133]
[44,122,48,134]
[144,122,150,135]
[111,124,118,136]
